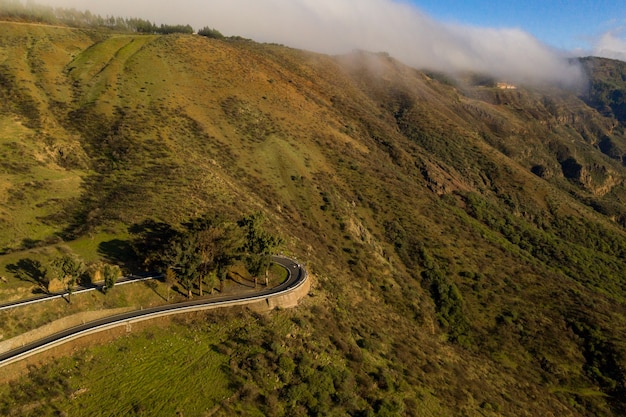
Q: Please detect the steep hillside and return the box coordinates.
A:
[1,21,626,416]
[581,56,626,124]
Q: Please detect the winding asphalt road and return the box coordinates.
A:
[0,255,307,368]
[0,273,163,312]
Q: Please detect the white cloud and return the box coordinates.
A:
[593,30,626,62]
[35,0,584,87]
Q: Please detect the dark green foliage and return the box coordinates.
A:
[48,254,85,301]
[130,212,281,295]
[155,24,193,35]
[237,212,283,278]
[422,265,472,346]
[102,264,121,293]
[568,317,626,414]
[49,255,84,282]
[125,17,157,33]
[197,26,224,39]
[129,220,182,271]
[184,215,243,288]
[160,230,203,298]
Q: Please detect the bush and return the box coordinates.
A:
[422,267,472,346]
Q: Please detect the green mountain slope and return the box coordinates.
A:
[1,21,626,416]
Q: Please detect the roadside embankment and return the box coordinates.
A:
[0,260,310,374]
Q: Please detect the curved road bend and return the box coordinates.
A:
[0,256,307,368]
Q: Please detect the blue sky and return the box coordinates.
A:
[409,0,625,51]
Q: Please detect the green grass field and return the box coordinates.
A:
[0,320,233,417]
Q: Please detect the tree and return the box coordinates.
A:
[194,224,223,296]
[126,17,156,33]
[129,219,178,270]
[205,271,218,295]
[131,213,256,298]
[237,213,283,286]
[102,264,122,293]
[49,255,85,303]
[157,23,193,35]
[131,219,204,298]
[161,232,203,298]
[184,215,242,296]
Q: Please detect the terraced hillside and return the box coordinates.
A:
[1,21,626,416]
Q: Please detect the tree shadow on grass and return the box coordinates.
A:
[6,258,49,293]
[144,279,166,301]
[123,219,179,272]
[128,220,176,252]
[171,285,187,298]
[98,239,138,271]
[228,270,255,288]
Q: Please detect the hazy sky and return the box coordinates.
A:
[33,0,626,86]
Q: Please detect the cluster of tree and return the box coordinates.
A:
[47,254,85,302]
[0,0,55,24]
[131,212,282,299]
[422,266,472,346]
[197,26,224,39]
[0,0,212,35]
[142,22,194,35]
[0,0,128,28]
[8,254,122,302]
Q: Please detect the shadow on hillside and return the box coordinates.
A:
[98,239,138,271]
[143,279,167,301]
[128,220,176,253]
[6,258,49,293]
[228,270,256,288]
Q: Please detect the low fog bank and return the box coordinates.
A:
[36,0,586,88]
[593,30,626,62]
